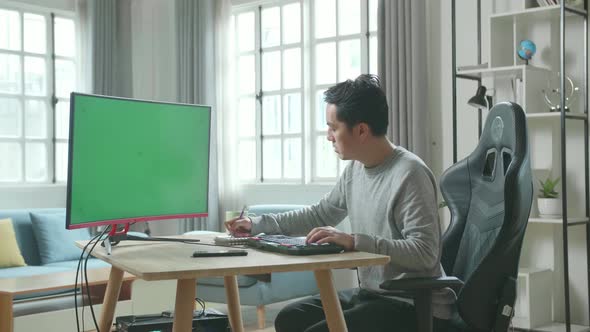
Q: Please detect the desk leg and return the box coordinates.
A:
[173,279,196,332]
[99,267,124,332]
[314,269,348,332]
[224,275,244,332]
[0,293,13,332]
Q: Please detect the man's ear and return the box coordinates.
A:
[357,123,371,141]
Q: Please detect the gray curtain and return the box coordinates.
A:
[175,0,219,232]
[378,0,430,164]
[83,0,133,97]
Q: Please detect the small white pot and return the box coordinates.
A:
[538,198,562,218]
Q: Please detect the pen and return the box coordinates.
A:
[238,205,248,219]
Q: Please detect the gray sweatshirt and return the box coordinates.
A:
[251,146,454,318]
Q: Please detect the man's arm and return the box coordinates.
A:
[250,168,350,236]
[355,166,441,273]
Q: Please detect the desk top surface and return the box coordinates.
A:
[76,233,390,281]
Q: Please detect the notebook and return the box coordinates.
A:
[214,234,250,246]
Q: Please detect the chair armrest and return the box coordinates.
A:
[379,276,463,293]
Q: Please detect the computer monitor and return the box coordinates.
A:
[66,93,211,234]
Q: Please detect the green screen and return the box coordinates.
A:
[66,93,211,228]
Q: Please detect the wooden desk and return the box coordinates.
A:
[0,268,135,332]
[78,234,390,332]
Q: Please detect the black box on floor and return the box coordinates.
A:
[115,309,230,332]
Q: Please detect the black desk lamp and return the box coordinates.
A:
[468,85,493,136]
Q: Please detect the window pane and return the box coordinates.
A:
[283,48,301,89]
[54,17,75,57]
[0,9,20,50]
[238,97,256,137]
[262,138,281,179]
[338,0,360,36]
[0,142,22,182]
[262,51,281,91]
[370,35,378,75]
[55,59,75,98]
[55,142,68,182]
[238,139,256,180]
[315,90,327,131]
[369,0,378,32]
[284,93,301,134]
[0,54,21,94]
[284,138,301,179]
[261,7,280,48]
[315,0,336,39]
[315,136,337,177]
[55,100,69,139]
[0,97,21,137]
[24,56,46,96]
[237,12,255,52]
[24,99,47,138]
[238,55,255,94]
[315,42,336,85]
[24,13,46,54]
[282,3,300,44]
[262,95,281,135]
[25,142,47,182]
[339,39,361,81]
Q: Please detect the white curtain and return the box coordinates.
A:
[215,0,242,225]
[175,0,220,232]
[378,0,430,164]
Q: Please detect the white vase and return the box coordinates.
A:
[537,198,562,218]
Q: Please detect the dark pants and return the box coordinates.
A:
[275,288,447,332]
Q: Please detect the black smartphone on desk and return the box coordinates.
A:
[192,249,248,257]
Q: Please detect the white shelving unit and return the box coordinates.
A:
[452,1,589,331]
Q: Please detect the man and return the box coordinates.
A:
[225,74,450,331]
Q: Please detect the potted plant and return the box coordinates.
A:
[538,176,562,218]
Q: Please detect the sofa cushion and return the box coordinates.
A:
[0,218,27,268]
[0,209,64,265]
[44,259,110,270]
[0,265,71,279]
[30,212,91,265]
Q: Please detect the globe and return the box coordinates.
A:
[517,39,536,62]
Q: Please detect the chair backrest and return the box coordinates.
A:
[439,102,532,330]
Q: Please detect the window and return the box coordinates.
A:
[0,5,76,184]
[233,0,378,184]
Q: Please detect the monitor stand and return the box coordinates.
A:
[102,223,200,255]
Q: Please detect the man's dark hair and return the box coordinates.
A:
[323,74,389,136]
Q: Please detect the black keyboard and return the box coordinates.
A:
[246,235,344,255]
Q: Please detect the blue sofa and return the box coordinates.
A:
[0,208,110,317]
[185,204,320,329]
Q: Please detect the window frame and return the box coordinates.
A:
[232,0,378,186]
[0,1,76,185]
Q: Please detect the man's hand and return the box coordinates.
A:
[306,226,355,251]
[224,217,253,237]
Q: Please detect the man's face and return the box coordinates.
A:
[326,103,357,160]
